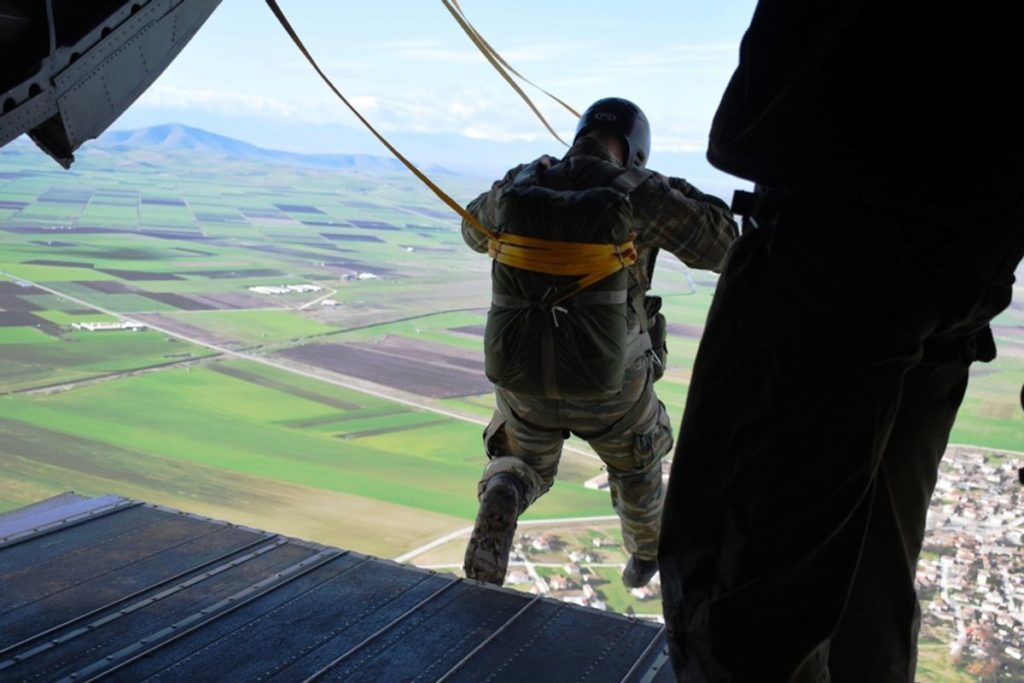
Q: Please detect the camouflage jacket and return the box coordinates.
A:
[461,136,738,292]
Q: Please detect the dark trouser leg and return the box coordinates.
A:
[658,218,933,682]
[828,341,974,682]
[659,198,1024,682]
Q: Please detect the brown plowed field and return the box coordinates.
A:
[277,339,492,398]
[368,335,484,372]
[131,313,237,347]
[180,291,282,310]
[666,322,705,338]
[140,292,218,311]
[77,280,139,294]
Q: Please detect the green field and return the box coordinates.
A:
[0,330,213,392]
[0,358,606,557]
[917,640,979,683]
[2,141,1021,533]
[161,309,339,345]
[1,139,1021,680]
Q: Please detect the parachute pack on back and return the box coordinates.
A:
[484,167,649,399]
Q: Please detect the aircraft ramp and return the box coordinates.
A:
[0,493,673,682]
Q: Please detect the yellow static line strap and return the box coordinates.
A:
[448,0,579,119]
[493,248,636,277]
[489,237,638,302]
[490,238,636,273]
[264,0,496,242]
[265,0,630,304]
[442,0,576,146]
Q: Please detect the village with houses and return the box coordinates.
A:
[915,445,1023,679]
[501,529,662,618]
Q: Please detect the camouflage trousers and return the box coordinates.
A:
[477,356,673,560]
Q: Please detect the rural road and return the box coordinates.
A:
[1,271,602,464]
[393,514,620,563]
[4,273,671,572]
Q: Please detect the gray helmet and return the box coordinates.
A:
[574,97,651,168]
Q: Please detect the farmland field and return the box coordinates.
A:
[2,138,1022,534]
[1,131,1022,679]
[0,139,621,561]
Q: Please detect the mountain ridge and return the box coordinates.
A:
[94,123,453,175]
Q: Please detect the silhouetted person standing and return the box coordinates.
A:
[658,2,1024,681]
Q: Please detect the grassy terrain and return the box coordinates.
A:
[917,640,979,683]
[161,309,338,345]
[0,330,213,392]
[0,357,609,544]
[1,140,1021,680]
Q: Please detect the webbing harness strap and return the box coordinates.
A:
[263,0,487,238]
[492,289,629,309]
[489,166,653,302]
[265,0,636,305]
[490,236,637,278]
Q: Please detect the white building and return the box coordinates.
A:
[72,321,146,332]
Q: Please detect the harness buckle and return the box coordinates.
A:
[551,305,568,327]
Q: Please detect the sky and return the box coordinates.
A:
[115,0,759,183]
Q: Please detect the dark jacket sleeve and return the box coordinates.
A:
[630,172,739,272]
[461,161,535,254]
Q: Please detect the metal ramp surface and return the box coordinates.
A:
[0,494,673,682]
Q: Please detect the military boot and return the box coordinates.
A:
[463,472,523,585]
[621,555,658,588]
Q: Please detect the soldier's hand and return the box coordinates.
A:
[536,155,558,171]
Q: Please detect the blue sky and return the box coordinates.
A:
[120,1,756,153]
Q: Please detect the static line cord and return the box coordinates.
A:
[264,0,634,303]
[263,0,497,241]
[442,0,578,146]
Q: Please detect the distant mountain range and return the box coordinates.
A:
[94,123,448,175]
[98,115,743,197]
[5,119,742,197]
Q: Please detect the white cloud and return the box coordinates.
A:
[139,85,305,118]
[653,137,705,154]
[462,124,548,143]
[349,95,379,112]
[500,42,592,63]
[620,43,737,69]
[376,39,479,64]
[277,59,374,73]
[374,38,588,68]
[137,84,578,144]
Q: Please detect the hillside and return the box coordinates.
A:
[94,123,451,174]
